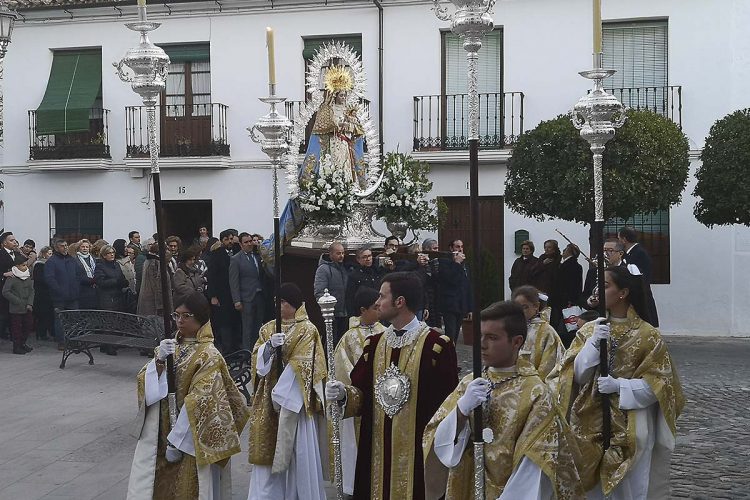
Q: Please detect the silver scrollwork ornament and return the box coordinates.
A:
[374,363,411,418]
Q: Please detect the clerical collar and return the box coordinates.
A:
[393,315,420,336]
[610,316,629,323]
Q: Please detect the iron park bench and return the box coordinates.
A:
[57,310,163,369]
[224,349,253,403]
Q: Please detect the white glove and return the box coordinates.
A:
[457,377,490,416]
[165,444,183,463]
[157,339,176,361]
[597,375,621,394]
[325,380,346,401]
[587,319,610,349]
[270,333,286,348]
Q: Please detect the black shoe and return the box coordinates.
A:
[22,344,33,353]
[12,345,27,355]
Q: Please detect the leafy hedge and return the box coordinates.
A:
[694,109,750,227]
[505,109,690,224]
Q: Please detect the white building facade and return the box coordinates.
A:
[1,0,749,335]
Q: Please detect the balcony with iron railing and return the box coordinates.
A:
[28,108,110,160]
[125,103,229,158]
[285,99,371,154]
[604,85,682,128]
[413,92,524,151]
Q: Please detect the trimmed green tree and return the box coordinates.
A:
[505,109,690,224]
[694,109,750,227]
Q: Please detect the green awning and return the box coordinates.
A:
[303,35,362,60]
[35,50,102,136]
[161,44,210,63]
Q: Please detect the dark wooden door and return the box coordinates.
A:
[162,200,212,247]
[439,196,505,304]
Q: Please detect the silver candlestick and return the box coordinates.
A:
[571,52,626,453]
[114,1,176,429]
[433,2,494,499]
[249,85,292,218]
[318,289,343,500]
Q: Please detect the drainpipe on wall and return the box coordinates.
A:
[373,0,384,160]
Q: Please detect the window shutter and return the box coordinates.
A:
[603,21,668,108]
[444,30,502,94]
[443,30,503,146]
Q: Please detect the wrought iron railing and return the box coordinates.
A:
[604,85,682,128]
[285,99,371,154]
[28,108,110,160]
[412,92,524,151]
[125,103,229,158]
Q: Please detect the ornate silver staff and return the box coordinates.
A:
[249,84,292,219]
[571,47,626,450]
[433,1,494,498]
[318,289,343,499]
[115,0,176,428]
[249,61,293,374]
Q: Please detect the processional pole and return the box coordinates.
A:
[249,27,292,373]
[433,1,495,498]
[115,0,176,428]
[318,290,344,499]
[570,0,625,451]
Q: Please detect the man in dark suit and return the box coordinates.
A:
[580,239,625,310]
[207,229,240,352]
[619,226,659,326]
[436,239,472,343]
[0,232,23,338]
[557,244,583,310]
[229,232,266,350]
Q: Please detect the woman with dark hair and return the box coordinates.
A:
[172,247,205,309]
[555,266,684,499]
[112,239,128,259]
[128,292,250,499]
[511,285,563,381]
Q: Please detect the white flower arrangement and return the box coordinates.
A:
[298,154,356,224]
[375,152,441,231]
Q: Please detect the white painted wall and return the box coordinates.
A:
[1,0,749,334]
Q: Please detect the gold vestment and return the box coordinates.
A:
[423,357,584,500]
[247,304,327,467]
[556,306,685,495]
[135,323,250,499]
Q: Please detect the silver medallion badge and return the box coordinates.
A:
[374,363,411,418]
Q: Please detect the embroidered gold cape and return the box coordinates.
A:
[247,304,327,466]
[423,357,584,500]
[334,318,386,384]
[523,317,563,381]
[343,327,458,500]
[555,306,685,495]
[135,323,250,499]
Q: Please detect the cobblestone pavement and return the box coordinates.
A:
[457,337,750,499]
[0,335,746,499]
